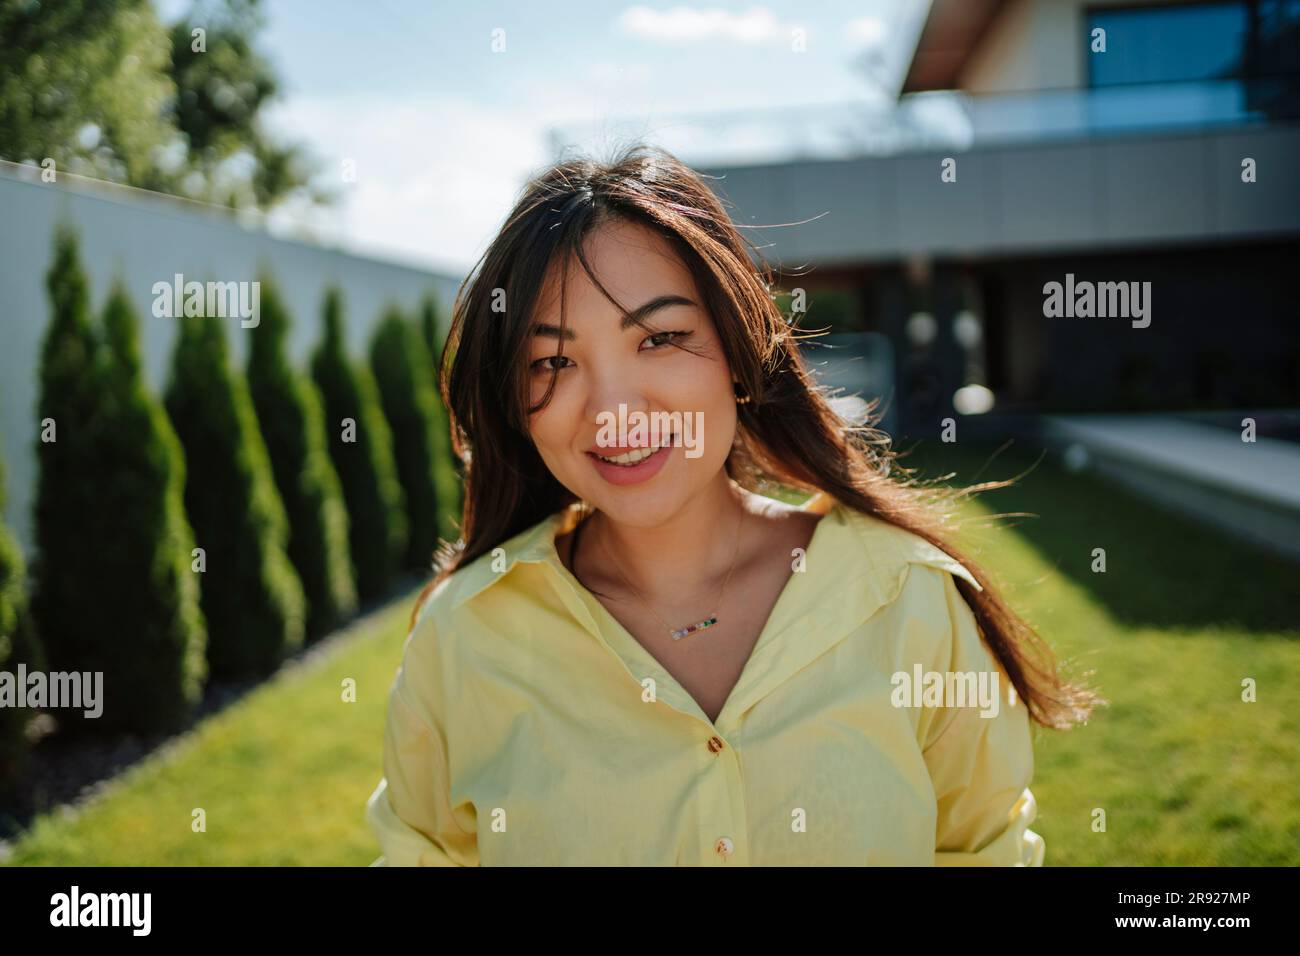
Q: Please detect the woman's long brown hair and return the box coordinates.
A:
[414,142,1102,731]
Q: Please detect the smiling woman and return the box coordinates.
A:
[365,142,1103,867]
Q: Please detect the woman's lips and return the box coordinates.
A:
[586,440,674,486]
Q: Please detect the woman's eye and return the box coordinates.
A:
[640,329,691,351]
[530,355,573,373]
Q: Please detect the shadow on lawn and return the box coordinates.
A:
[897,439,1300,638]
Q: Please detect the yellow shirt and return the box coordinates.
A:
[365,492,1045,866]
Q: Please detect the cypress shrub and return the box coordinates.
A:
[164,309,305,679]
[311,288,406,601]
[418,295,462,544]
[369,306,441,572]
[247,275,357,641]
[72,284,208,733]
[418,293,445,364]
[0,449,43,799]
[29,231,205,737]
[29,227,107,723]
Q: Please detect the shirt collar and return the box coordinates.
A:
[450,492,832,610]
[448,488,979,612]
[448,504,579,610]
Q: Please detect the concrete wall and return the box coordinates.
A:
[0,168,464,555]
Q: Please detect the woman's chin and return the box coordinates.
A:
[584,486,694,530]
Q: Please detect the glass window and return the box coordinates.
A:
[1088,3,1247,86]
[1256,0,1300,76]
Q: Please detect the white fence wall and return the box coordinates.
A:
[0,168,466,556]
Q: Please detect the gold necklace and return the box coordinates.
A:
[591,505,746,641]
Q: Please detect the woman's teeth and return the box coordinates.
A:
[595,446,659,466]
[593,440,672,466]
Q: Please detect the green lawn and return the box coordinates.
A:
[902,440,1300,865]
[3,592,411,866]
[5,439,1298,865]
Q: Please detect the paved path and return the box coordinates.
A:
[1042,413,1300,562]
[1043,414,1300,511]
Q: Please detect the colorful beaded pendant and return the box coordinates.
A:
[670,615,718,641]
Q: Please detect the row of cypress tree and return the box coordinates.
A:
[0,226,461,799]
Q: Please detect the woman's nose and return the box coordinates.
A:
[584,369,651,433]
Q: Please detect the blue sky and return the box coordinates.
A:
[159,1,925,274]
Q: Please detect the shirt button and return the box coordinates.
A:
[715,837,734,857]
[707,735,725,754]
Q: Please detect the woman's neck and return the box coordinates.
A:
[583,475,752,602]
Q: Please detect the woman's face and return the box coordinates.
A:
[525,217,738,528]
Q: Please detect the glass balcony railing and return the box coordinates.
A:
[548,78,1291,169]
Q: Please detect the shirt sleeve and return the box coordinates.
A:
[921,568,1046,867]
[365,612,478,867]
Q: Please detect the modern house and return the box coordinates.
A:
[688,0,1300,441]
[543,0,1300,559]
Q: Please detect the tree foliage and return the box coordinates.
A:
[370,306,441,571]
[29,228,206,736]
[312,289,406,601]
[165,307,305,679]
[248,274,357,640]
[0,0,325,211]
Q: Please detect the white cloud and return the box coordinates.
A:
[262,94,551,273]
[846,16,888,48]
[587,59,655,87]
[617,5,790,44]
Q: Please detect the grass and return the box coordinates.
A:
[4,439,1297,865]
[901,439,1300,865]
[2,591,413,866]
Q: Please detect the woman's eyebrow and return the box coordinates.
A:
[533,294,698,340]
